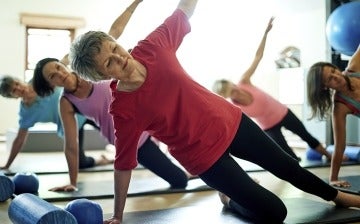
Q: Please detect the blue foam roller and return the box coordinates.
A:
[0,171,14,202]
[8,193,77,224]
[327,145,360,161]
[306,147,323,161]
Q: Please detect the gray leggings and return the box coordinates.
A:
[199,114,337,223]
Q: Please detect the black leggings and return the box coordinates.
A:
[78,119,99,169]
[265,109,321,160]
[199,114,337,223]
[78,120,188,189]
[138,137,188,189]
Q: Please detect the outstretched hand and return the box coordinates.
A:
[0,166,9,170]
[265,17,275,34]
[104,216,121,224]
[49,184,78,192]
[330,180,351,188]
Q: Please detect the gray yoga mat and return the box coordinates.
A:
[3,152,141,175]
[326,175,360,195]
[29,173,212,202]
[112,197,360,224]
[234,157,360,173]
[5,151,359,175]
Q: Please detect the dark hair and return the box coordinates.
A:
[32,58,59,97]
[306,62,337,120]
[0,75,19,98]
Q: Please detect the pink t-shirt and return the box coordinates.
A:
[62,80,149,147]
[110,10,242,175]
[235,83,288,130]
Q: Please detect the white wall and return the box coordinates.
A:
[0,0,329,138]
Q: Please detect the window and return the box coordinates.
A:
[20,13,85,82]
[25,28,73,82]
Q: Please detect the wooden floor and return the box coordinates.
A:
[1,142,360,223]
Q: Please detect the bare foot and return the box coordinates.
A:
[105,144,115,152]
[218,192,230,208]
[218,178,258,209]
[330,180,351,188]
[251,176,260,184]
[96,154,114,166]
[187,173,199,180]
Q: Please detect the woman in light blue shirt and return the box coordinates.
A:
[0,75,112,170]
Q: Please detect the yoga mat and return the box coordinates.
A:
[109,198,360,224]
[327,175,360,195]
[5,152,267,175]
[3,151,141,175]
[6,150,358,176]
[29,172,212,202]
[234,157,360,173]
[300,159,359,168]
[283,197,360,224]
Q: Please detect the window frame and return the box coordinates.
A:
[20,13,85,81]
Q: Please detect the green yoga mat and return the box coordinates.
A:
[28,172,212,202]
[110,198,360,224]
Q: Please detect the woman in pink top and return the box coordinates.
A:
[213,17,331,161]
[69,1,360,223]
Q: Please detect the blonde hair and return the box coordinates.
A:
[212,79,233,98]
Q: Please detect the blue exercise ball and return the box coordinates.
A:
[12,172,39,194]
[65,198,103,224]
[326,1,360,56]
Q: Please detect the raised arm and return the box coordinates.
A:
[60,0,143,67]
[240,17,274,84]
[177,0,198,18]
[346,44,360,73]
[108,0,143,39]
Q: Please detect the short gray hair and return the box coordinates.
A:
[70,31,115,81]
[0,75,19,98]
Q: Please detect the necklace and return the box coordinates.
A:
[65,74,80,94]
